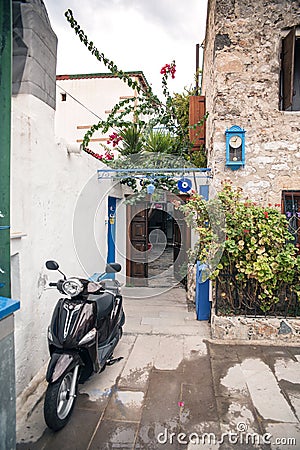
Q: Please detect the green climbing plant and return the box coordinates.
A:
[65,9,207,173]
[181,181,300,314]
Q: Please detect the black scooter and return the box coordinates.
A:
[44,260,125,431]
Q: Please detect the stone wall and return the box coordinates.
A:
[186,263,196,304]
[202,0,300,204]
[211,313,300,342]
[0,316,17,450]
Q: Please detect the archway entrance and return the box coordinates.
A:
[126,193,190,287]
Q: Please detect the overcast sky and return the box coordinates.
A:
[43,0,208,96]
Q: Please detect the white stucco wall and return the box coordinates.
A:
[11,93,127,395]
[55,76,141,154]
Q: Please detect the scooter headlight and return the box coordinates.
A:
[62,278,84,297]
[79,328,97,345]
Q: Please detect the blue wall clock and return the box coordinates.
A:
[225,125,246,170]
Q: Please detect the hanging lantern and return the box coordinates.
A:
[147,183,155,195]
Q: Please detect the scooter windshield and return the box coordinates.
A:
[87,282,102,294]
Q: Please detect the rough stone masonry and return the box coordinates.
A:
[202,0,300,204]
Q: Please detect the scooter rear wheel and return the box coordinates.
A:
[44,367,78,431]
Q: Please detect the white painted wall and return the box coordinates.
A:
[11,93,127,395]
[55,76,140,154]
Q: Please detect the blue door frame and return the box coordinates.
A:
[107,197,116,279]
[195,185,210,320]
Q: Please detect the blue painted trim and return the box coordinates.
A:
[98,168,212,174]
[107,197,117,279]
[225,125,246,170]
[98,168,213,180]
[0,296,20,320]
[195,262,211,321]
[199,185,209,200]
[89,272,111,282]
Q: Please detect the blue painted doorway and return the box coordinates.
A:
[107,197,117,278]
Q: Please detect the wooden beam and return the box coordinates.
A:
[76,138,108,142]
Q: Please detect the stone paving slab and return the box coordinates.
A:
[17,286,300,450]
[241,358,298,423]
[154,336,184,371]
[17,406,104,450]
[118,335,160,390]
[183,335,209,358]
[89,419,139,450]
[104,389,145,422]
[266,423,300,450]
[79,334,136,400]
[135,370,181,450]
[181,383,217,425]
[151,325,204,336]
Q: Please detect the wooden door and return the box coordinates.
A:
[127,202,148,286]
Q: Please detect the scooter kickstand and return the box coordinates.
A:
[106,356,124,366]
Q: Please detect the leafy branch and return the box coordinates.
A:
[65,9,205,159]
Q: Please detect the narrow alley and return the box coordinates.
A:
[17,286,300,450]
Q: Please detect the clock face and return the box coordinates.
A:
[229,135,242,149]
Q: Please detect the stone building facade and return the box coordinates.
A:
[202,0,300,206]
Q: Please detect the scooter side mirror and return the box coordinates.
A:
[46,260,60,271]
[105,263,121,273]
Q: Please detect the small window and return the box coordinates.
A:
[282,191,300,249]
[280,27,300,111]
[61,93,67,102]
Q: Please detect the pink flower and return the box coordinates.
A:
[85,148,104,161]
[107,132,122,147]
[264,211,269,219]
[160,62,176,79]
[160,63,170,75]
[244,229,250,234]
[170,64,176,79]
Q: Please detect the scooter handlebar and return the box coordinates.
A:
[49,282,57,287]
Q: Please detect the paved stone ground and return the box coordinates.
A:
[17,286,300,450]
[147,245,179,288]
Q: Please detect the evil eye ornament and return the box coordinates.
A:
[177,178,192,193]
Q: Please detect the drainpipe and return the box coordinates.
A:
[0,0,12,298]
[195,43,200,95]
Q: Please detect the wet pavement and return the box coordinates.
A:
[17,286,300,450]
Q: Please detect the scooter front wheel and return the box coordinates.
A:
[44,366,79,431]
